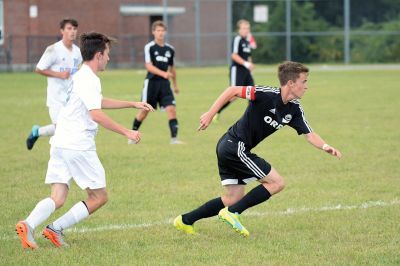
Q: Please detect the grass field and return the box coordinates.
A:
[0,65,399,265]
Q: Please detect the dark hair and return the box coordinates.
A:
[80,32,116,61]
[278,61,309,85]
[59,18,78,29]
[152,20,167,31]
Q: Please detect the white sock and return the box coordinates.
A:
[52,201,89,231]
[25,198,56,229]
[38,124,55,137]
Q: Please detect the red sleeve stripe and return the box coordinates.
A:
[241,86,255,100]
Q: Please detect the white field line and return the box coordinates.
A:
[3,199,399,241]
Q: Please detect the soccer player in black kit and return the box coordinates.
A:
[214,19,255,122]
[131,20,183,144]
[174,61,342,237]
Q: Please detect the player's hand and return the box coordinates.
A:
[173,86,180,95]
[198,111,213,131]
[323,145,342,159]
[58,70,70,80]
[134,102,154,112]
[163,71,174,79]
[126,130,141,144]
[248,62,255,71]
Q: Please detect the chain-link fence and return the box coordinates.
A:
[1,0,399,70]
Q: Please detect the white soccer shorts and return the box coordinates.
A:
[48,106,62,124]
[45,147,106,189]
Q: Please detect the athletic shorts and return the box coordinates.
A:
[230,65,254,86]
[45,147,106,189]
[216,133,271,186]
[140,79,175,109]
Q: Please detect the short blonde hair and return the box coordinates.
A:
[152,20,167,31]
[236,19,250,30]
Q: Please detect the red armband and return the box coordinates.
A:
[241,86,255,100]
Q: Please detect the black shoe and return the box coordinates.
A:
[26,125,39,150]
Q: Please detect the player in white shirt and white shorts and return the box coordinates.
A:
[26,18,82,150]
[16,32,154,249]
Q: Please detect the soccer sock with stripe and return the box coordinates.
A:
[52,201,89,231]
[169,118,178,138]
[182,197,225,225]
[25,197,56,229]
[132,118,142,130]
[228,185,271,214]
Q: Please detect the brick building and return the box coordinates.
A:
[0,0,229,70]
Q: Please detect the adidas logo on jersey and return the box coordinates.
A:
[269,108,276,114]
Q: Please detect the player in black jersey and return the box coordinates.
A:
[214,19,255,122]
[174,61,341,237]
[131,20,183,144]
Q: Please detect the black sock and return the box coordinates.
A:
[218,102,231,114]
[182,197,225,225]
[169,118,178,138]
[132,118,142,130]
[228,185,271,214]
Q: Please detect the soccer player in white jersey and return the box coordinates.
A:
[15,32,154,249]
[26,18,83,150]
[174,61,341,237]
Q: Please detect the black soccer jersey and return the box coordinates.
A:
[144,41,175,80]
[231,35,252,68]
[228,86,313,150]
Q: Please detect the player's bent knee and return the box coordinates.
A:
[222,194,244,206]
[51,197,65,209]
[276,179,285,192]
[98,191,108,206]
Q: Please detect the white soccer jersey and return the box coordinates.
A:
[50,64,102,151]
[36,40,82,108]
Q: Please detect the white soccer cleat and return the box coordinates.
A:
[128,139,138,145]
[170,138,185,145]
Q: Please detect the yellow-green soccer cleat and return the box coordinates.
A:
[173,215,196,235]
[218,207,249,237]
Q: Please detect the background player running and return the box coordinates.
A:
[26,18,82,150]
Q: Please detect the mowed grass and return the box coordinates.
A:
[0,65,399,265]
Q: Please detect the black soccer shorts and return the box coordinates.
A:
[140,79,176,109]
[230,66,254,86]
[216,133,271,186]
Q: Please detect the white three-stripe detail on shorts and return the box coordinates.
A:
[142,79,149,102]
[237,141,266,178]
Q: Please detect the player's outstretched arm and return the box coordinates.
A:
[304,132,342,159]
[102,98,154,112]
[198,86,243,131]
[90,109,141,143]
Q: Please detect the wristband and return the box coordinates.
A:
[322,143,330,150]
[243,61,251,69]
